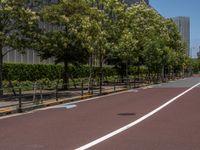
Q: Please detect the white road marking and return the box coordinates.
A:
[75,82,200,150]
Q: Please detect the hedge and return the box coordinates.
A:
[3,63,117,81]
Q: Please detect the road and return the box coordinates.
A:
[0,77,200,150]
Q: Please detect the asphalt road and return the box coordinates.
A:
[0,77,199,150]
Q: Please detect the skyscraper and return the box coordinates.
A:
[172,16,190,56]
[124,0,149,5]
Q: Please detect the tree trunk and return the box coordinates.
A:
[137,56,141,80]
[88,55,93,93]
[69,74,77,89]
[63,60,69,90]
[125,60,129,87]
[120,63,124,83]
[161,65,164,82]
[0,47,3,96]
[99,50,103,95]
[147,67,151,83]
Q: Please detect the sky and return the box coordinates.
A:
[150,0,200,58]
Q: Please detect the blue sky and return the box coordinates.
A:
[150,0,200,58]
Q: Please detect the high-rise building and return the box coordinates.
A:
[197,46,200,58]
[172,16,190,56]
[124,0,149,5]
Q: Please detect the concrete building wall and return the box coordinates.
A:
[172,16,190,56]
[3,49,54,64]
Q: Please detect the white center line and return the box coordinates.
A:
[75,82,200,150]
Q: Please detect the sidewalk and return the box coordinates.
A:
[0,85,128,116]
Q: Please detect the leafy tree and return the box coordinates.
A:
[96,0,129,90]
[0,0,39,95]
[94,0,129,82]
[121,3,168,80]
[165,19,190,75]
[38,0,108,89]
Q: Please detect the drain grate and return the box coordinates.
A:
[117,113,136,116]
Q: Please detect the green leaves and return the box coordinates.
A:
[0,0,40,53]
[0,0,190,82]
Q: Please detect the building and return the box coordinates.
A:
[172,16,190,56]
[3,49,55,64]
[197,46,200,58]
[124,0,149,5]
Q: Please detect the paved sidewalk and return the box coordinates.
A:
[0,85,128,116]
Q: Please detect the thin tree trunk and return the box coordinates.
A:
[9,79,16,96]
[0,47,3,96]
[147,67,151,83]
[120,63,124,83]
[137,64,140,80]
[125,60,129,87]
[88,55,93,93]
[161,65,164,82]
[69,74,77,89]
[99,50,103,95]
[63,60,69,90]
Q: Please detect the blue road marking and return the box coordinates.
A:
[53,104,77,109]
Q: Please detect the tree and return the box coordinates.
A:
[39,0,106,89]
[94,0,129,83]
[122,3,169,80]
[95,0,128,92]
[0,0,39,95]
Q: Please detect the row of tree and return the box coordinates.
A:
[0,0,191,94]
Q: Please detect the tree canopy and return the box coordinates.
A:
[0,0,191,93]
[0,0,40,94]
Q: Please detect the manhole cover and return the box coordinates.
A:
[117,113,136,116]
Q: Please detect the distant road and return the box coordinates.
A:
[0,77,200,150]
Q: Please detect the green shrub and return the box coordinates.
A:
[3,63,117,81]
[3,63,63,81]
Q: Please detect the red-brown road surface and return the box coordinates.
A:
[0,77,200,150]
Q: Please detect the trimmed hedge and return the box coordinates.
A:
[3,63,117,81]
